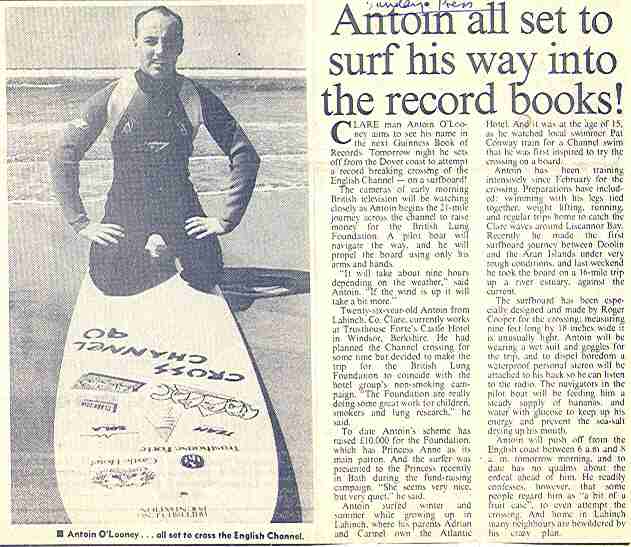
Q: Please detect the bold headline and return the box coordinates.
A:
[321,2,622,124]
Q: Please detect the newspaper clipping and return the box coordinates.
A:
[3,0,630,544]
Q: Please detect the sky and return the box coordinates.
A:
[6,4,305,69]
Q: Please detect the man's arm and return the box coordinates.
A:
[195,84,261,233]
[48,82,116,232]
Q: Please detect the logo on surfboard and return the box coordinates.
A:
[145,405,182,443]
[73,372,145,393]
[82,424,139,439]
[180,454,205,469]
[80,399,118,413]
[150,384,259,420]
[92,466,156,489]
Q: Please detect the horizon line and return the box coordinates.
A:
[8,66,305,71]
[8,67,306,80]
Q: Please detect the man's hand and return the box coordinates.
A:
[185,216,226,239]
[78,222,125,245]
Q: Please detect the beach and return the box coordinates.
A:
[8,75,311,523]
[9,189,311,523]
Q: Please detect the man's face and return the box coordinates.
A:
[134,11,183,80]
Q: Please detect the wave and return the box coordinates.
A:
[7,76,305,96]
[8,183,308,206]
[7,153,307,203]
[7,67,305,81]
[8,120,305,133]
[8,82,66,89]
[7,151,306,163]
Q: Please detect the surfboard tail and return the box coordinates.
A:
[54,274,302,524]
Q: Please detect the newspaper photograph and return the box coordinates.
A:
[6,1,311,543]
[2,0,630,545]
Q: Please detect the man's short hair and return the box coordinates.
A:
[134,6,184,39]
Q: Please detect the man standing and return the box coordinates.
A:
[49,5,260,295]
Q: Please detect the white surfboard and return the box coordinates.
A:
[54,273,300,524]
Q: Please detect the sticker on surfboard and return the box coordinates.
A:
[54,274,301,524]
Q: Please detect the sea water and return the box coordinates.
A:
[7,74,307,202]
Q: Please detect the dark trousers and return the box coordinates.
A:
[89,223,223,296]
